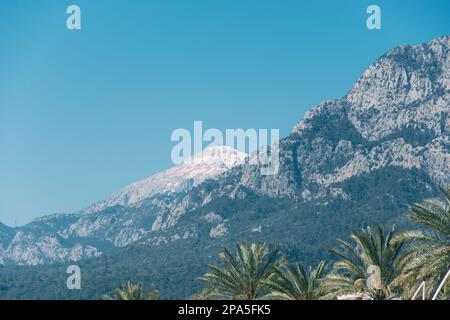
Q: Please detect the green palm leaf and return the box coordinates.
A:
[101,282,158,300]
[326,225,404,299]
[262,261,328,300]
[198,242,285,300]
[393,186,450,299]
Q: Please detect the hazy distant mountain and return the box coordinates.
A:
[0,36,448,272]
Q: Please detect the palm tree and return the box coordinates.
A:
[262,261,328,300]
[324,225,405,299]
[101,282,158,300]
[394,186,450,299]
[198,242,286,300]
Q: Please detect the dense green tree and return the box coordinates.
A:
[102,282,158,300]
[324,225,405,299]
[263,261,328,300]
[394,186,450,299]
[198,242,286,300]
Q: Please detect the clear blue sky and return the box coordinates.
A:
[1,0,449,226]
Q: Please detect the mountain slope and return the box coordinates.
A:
[144,35,449,234]
[0,168,437,299]
[0,36,448,271]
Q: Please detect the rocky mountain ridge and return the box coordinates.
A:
[0,36,448,266]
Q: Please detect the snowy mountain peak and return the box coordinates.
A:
[186,145,248,167]
[85,146,247,213]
